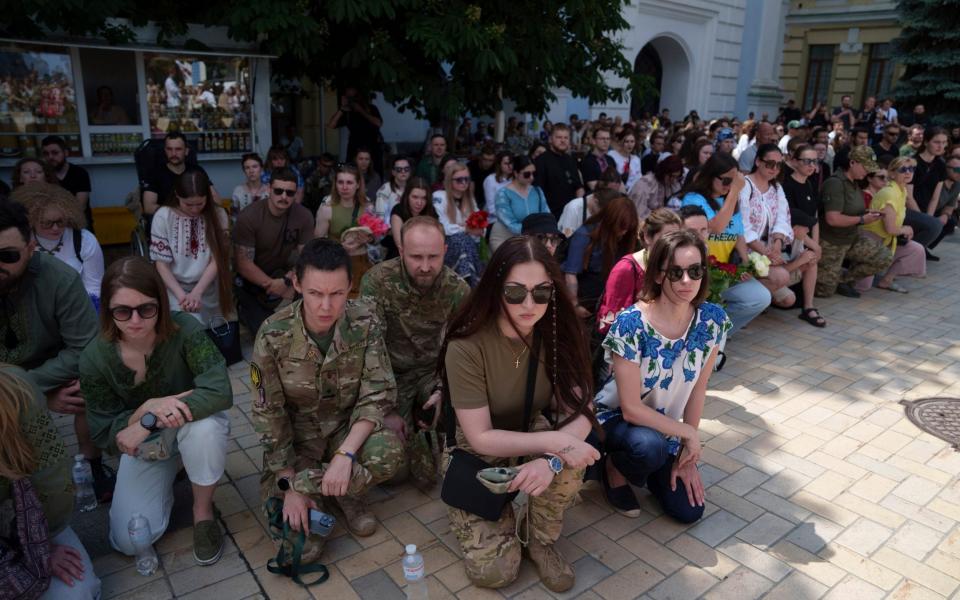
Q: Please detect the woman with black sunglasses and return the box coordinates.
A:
[489,155,550,251]
[438,236,600,592]
[680,153,770,337]
[598,229,730,520]
[80,256,232,566]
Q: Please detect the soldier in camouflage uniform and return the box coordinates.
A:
[816,146,893,297]
[252,239,403,564]
[359,216,469,485]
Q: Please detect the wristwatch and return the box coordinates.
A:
[858,215,865,225]
[139,411,160,433]
[277,476,291,492]
[543,454,564,475]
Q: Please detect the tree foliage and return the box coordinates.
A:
[1,0,648,122]
[892,0,960,125]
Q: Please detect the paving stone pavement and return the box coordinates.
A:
[61,236,960,599]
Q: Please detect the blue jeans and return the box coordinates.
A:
[602,415,705,523]
[721,278,770,335]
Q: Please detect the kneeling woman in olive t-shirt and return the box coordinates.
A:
[438,236,601,593]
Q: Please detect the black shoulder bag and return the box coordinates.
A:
[440,333,541,521]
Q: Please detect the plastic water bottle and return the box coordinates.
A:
[71,455,97,512]
[403,544,428,599]
[128,513,159,576]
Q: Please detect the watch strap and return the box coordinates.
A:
[335,449,357,462]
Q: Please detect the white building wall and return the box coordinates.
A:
[589,0,746,121]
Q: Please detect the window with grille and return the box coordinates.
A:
[802,45,836,111]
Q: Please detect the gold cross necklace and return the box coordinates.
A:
[506,336,527,368]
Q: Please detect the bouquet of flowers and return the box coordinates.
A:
[465,210,489,231]
[707,255,747,305]
[707,252,773,304]
[357,212,390,238]
[747,251,771,277]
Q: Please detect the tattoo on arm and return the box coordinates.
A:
[558,445,575,455]
[236,244,255,261]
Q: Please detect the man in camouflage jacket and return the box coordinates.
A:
[360,217,469,485]
[251,239,402,562]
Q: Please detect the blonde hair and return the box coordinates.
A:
[330,164,367,210]
[10,182,87,230]
[442,162,476,225]
[640,208,682,248]
[0,368,38,480]
[887,156,916,174]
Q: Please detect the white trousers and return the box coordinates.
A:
[108,412,230,555]
[41,526,101,600]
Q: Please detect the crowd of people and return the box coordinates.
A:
[1,91,958,597]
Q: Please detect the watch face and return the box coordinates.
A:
[140,412,157,429]
[548,456,563,473]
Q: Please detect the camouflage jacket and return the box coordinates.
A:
[359,258,469,411]
[251,298,397,474]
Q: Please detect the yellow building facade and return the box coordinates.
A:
[780,0,903,111]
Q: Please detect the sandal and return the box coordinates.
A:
[798,308,826,328]
[877,282,908,293]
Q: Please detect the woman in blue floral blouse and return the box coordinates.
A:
[597,229,731,521]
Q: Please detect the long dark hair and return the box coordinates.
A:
[438,237,598,432]
[582,195,638,277]
[680,152,740,213]
[173,170,234,316]
[396,177,438,221]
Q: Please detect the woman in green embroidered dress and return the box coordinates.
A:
[80,256,233,566]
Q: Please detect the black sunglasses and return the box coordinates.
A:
[110,303,160,322]
[716,176,733,186]
[503,283,553,305]
[452,176,471,185]
[272,187,297,197]
[761,159,784,170]
[534,233,562,244]
[0,249,22,264]
[393,166,411,173]
[519,170,535,179]
[665,264,706,282]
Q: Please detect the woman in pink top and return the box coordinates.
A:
[597,209,681,334]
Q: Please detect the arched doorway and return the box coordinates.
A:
[631,45,663,119]
[630,36,691,121]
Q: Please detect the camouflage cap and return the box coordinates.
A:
[849,145,880,171]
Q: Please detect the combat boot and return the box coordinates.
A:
[335,495,377,537]
[524,538,575,593]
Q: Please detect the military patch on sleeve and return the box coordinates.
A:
[250,363,263,389]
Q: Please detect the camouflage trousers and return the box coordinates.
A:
[815,233,893,297]
[443,415,585,589]
[388,384,443,487]
[262,427,404,565]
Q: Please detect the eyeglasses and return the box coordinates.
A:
[110,303,160,322]
[393,166,411,173]
[898,166,916,174]
[503,283,553,305]
[519,170,535,179]
[39,218,66,229]
[665,264,706,282]
[716,176,733,186]
[452,176,471,185]
[534,233,561,245]
[761,159,784,170]
[798,158,819,166]
[272,187,297,197]
[871,173,888,180]
[0,249,22,264]
[885,131,900,137]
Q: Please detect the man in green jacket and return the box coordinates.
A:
[360,216,469,485]
[252,239,402,564]
[0,201,110,499]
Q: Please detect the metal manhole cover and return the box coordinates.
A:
[901,397,960,450]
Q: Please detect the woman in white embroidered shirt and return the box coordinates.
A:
[739,144,795,307]
[599,230,730,521]
[149,170,234,328]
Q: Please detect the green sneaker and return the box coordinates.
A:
[193,520,224,566]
